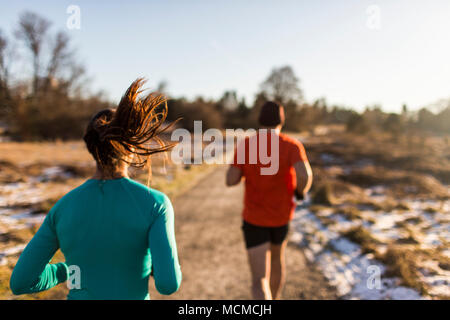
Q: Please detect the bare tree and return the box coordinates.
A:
[260,65,303,105]
[45,31,72,89]
[59,62,86,97]
[219,90,239,111]
[15,11,51,95]
[0,30,10,87]
[157,80,168,95]
[0,29,15,119]
[15,11,86,97]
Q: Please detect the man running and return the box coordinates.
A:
[226,101,313,300]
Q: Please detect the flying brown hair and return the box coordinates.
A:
[83,78,177,181]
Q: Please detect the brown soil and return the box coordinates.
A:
[148,165,337,300]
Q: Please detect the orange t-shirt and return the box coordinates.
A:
[232,132,309,227]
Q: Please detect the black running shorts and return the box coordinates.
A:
[241,220,289,249]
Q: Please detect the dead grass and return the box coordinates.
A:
[339,207,363,221]
[377,246,450,298]
[395,202,411,211]
[307,131,450,199]
[0,264,13,298]
[309,205,332,213]
[0,141,91,166]
[317,216,337,227]
[342,226,380,254]
[379,246,426,294]
[312,182,336,205]
[310,176,365,206]
[0,228,35,246]
[339,167,448,198]
[133,164,215,200]
[381,248,433,295]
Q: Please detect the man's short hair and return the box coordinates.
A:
[258,101,285,127]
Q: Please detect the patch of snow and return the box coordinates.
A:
[0,244,26,257]
[33,166,74,182]
[384,287,423,300]
[320,153,335,163]
[329,238,360,256]
[10,212,46,225]
[290,193,449,299]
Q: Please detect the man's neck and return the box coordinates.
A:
[259,126,281,134]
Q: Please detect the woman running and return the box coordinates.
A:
[226,101,313,300]
[10,78,182,299]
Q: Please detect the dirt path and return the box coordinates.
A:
[148,165,337,299]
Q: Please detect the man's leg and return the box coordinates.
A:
[247,242,272,300]
[269,240,287,300]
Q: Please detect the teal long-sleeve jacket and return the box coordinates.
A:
[10,177,182,299]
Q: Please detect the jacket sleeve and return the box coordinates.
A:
[10,209,68,295]
[148,196,182,295]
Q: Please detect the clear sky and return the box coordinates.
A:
[1,0,449,112]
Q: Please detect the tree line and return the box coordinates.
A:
[0,11,448,141]
[0,11,112,140]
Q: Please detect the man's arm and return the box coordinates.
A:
[226,165,243,186]
[293,160,313,198]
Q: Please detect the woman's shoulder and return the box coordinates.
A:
[121,178,171,207]
[55,179,95,204]
[45,179,98,219]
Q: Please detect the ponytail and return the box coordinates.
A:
[83,78,176,181]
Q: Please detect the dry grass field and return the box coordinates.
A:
[0,128,449,299]
[292,129,450,299]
